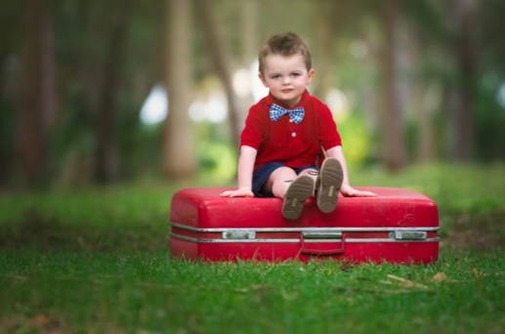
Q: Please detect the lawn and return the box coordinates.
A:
[1,164,504,333]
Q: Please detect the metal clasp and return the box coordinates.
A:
[222,230,256,240]
[302,231,343,240]
[391,230,428,240]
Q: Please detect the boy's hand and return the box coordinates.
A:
[220,187,254,198]
[340,184,377,197]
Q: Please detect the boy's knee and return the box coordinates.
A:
[272,167,297,182]
[299,168,318,179]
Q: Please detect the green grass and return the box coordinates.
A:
[1,250,504,333]
[0,164,504,333]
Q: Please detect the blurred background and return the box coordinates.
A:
[1,0,504,189]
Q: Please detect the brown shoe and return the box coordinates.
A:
[316,158,343,213]
[282,175,314,220]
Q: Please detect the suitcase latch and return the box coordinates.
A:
[300,230,344,256]
[302,231,343,240]
[391,230,427,240]
[222,230,256,240]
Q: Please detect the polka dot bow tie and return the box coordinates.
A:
[269,104,305,124]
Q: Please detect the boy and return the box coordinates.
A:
[221,32,376,219]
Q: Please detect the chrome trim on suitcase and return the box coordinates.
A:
[169,222,439,244]
[169,232,439,244]
[170,222,439,233]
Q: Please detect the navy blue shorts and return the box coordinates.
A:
[252,162,318,197]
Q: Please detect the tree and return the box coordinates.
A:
[162,0,196,179]
[194,0,242,148]
[404,0,480,162]
[93,0,132,183]
[241,0,258,67]
[0,2,22,187]
[13,0,55,186]
[378,0,407,171]
[448,0,478,161]
[401,0,444,163]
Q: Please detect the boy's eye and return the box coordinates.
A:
[270,74,281,79]
[290,72,301,77]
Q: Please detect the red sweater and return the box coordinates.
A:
[240,90,342,171]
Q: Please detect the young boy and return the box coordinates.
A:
[221,32,376,219]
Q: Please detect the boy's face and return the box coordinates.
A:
[259,54,314,107]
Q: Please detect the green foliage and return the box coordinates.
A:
[338,113,372,170]
[198,141,237,182]
[475,73,505,161]
[3,0,505,188]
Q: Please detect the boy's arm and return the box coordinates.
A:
[325,146,376,197]
[220,145,257,197]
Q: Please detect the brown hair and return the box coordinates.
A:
[258,32,312,73]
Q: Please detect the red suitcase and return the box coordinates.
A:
[169,187,439,264]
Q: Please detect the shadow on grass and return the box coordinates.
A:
[442,211,505,252]
[0,208,167,253]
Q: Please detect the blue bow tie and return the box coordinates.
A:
[269,104,305,124]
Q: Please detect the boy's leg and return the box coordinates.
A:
[264,167,314,220]
[263,167,297,198]
[298,167,319,184]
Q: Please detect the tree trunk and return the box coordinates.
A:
[241,0,258,67]
[312,1,338,99]
[13,0,55,186]
[194,0,241,148]
[405,28,436,163]
[93,1,132,183]
[239,0,257,124]
[0,52,10,187]
[162,0,196,180]
[417,83,439,163]
[379,0,407,171]
[449,0,478,161]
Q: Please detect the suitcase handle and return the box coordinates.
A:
[300,231,345,256]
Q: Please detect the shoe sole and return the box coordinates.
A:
[282,175,314,220]
[316,158,343,213]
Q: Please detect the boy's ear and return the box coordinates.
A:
[307,68,315,83]
[258,72,268,87]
